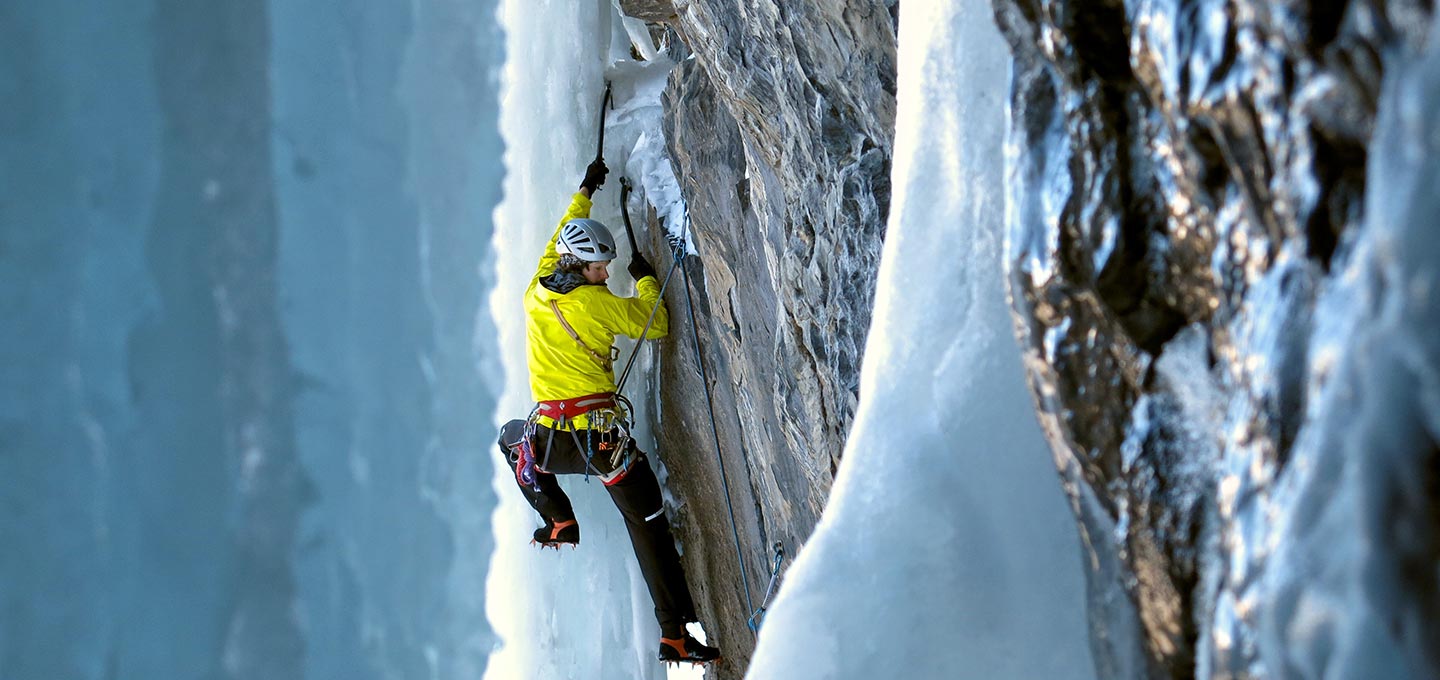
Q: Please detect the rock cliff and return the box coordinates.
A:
[617,0,898,673]
[622,0,1439,677]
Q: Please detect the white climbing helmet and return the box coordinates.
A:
[557,218,618,262]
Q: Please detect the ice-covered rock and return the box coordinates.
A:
[996,0,1440,676]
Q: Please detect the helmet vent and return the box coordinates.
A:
[559,218,617,262]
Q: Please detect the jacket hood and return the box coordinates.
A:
[539,270,593,296]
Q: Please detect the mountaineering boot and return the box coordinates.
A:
[657,634,721,666]
[531,518,579,549]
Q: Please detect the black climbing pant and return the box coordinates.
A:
[498,418,698,637]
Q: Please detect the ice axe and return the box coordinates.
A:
[618,177,640,254]
[596,82,640,254]
[594,81,612,163]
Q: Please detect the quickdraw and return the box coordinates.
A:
[747,542,786,632]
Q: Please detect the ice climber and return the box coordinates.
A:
[496,159,722,666]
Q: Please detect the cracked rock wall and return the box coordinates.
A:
[619,0,898,673]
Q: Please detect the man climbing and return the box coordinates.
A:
[497,158,722,666]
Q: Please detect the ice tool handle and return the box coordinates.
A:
[594,81,612,164]
[612,204,685,395]
[619,177,640,255]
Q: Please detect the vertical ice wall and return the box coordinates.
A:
[1,3,164,677]
[1,2,504,679]
[744,0,1097,677]
[484,2,682,679]
[270,1,504,678]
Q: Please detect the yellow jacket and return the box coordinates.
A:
[525,192,668,427]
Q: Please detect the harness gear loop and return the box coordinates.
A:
[508,405,544,492]
[524,392,637,485]
[549,300,617,371]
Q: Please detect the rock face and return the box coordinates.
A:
[996,0,1439,678]
[618,0,677,22]
[617,0,898,673]
[630,0,1437,676]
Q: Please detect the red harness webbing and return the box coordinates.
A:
[536,392,616,420]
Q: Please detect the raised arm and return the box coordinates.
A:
[533,192,593,282]
[531,160,610,282]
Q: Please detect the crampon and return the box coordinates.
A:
[658,634,721,668]
[530,518,579,550]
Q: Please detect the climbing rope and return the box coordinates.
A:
[676,214,762,639]
[607,178,779,640]
[612,192,685,394]
[612,254,681,393]
[590,81,784,638]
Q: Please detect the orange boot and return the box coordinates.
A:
[658,633,721,666]
[531,518,579,549]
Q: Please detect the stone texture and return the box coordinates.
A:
[995,0,1439,677]
[643,0,1440,676]
[618,0,678,23]
[644,0,897,673]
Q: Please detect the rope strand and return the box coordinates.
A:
[678,218,759,639]
[613,205,768,640]
[614,252,682,393]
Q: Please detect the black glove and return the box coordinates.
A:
[580,159,609,193]
[628,252,656,280]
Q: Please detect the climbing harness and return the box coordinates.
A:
[512,393,639,487]
[566,404,635,486]
[537,392,618,419]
